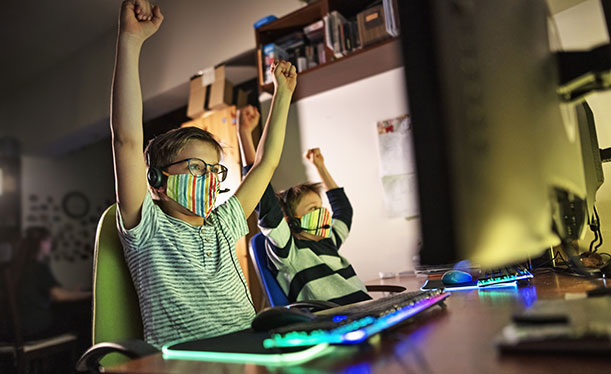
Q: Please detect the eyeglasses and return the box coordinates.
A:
[163,158,228,182]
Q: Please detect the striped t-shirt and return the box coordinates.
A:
[255,182,371,306]
[117,192,255,348]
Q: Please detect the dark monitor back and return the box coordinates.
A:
[399,0,588,267]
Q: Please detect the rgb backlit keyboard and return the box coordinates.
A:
[263,289,449,348]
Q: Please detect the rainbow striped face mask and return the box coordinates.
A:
[299,207,333,238]
[165,172,219,218]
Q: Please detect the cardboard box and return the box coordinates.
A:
[186,65,234,119]
[208,65,234,110]
[186,74,207,119]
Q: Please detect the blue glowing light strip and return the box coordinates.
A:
[263,293,449,348]
[477,272,533,287]
[426,281,519,292]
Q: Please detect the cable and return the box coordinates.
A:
[589,229,599,252]
[595,228,604,252]
[593,206,603,252]
[220,228,256,312]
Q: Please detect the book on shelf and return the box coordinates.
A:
[303,19,325,41]
[316,42,326,65]
[331,11,348,58]
[305,45,317,69]
[322,10,363,60]
[275,31,306,51]
[383,0,400,37]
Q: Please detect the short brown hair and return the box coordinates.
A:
[144,126,224,168]
[277,183,322,218]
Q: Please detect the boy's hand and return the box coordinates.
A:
[305,148,325,168]
[237,105,260,133]
[119,0,164,43]
[271,60,297,94]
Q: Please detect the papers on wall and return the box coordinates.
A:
[376,115,419,218]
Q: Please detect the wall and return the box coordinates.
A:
[21,140,115,288]
[262,67,417,282]
[554,0,611,255]
[1,0,304,155]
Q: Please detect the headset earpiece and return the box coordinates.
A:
[288,217,303,233]
[147,167,165,189]
[281,189,303,233]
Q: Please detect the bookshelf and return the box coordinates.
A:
[255,0,402,101]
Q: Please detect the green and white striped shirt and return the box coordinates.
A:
[117,192,255,348]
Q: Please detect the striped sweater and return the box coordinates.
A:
[116,192,255,348]
[251,177,371,305]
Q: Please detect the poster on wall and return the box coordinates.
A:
[376,114,419,218]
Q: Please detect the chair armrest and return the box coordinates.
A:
[75,339,159,373]
[366,285,407,293]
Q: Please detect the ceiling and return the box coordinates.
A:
[0,0,119,93]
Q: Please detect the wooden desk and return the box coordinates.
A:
[105,272,609,374]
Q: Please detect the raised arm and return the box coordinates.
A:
[236,105,260,167]
[305,148,338,191]
[234,61,297,217]
[111,0,163,229]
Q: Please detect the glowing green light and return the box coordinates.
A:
[162,342,332,366]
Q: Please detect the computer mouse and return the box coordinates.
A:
[251,306,316,332]
[441,269,473,285]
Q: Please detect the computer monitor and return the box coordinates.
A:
[576,101,604,228]
[398,0,596,267]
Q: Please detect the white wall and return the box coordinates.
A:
[262,68,418,282]
[21,140,115,288]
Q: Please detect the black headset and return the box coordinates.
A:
[146,149,166,189]
[147,167,166,189]
[281,188,331,234]
[281,189,303,233]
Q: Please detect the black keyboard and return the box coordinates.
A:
[263,289,449,348]
[477,264,533,287]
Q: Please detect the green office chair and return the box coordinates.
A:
[76,205,157,373]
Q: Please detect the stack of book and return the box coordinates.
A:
[260,0,400,84]
[324,10,361,59]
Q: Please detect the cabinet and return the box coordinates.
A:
[255,0,402,101]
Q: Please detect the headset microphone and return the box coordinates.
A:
[303,225,331,231]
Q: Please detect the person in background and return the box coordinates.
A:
[10,226,92,351]
[237,110,371,306]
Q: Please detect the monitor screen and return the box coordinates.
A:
[398,0,593,267]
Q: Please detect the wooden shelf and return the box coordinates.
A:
[261,37,402,101]
[255,0,402,102]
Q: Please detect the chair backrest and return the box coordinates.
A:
[248,233,289,307]
[92,204,142,367]
[0,264,25,360]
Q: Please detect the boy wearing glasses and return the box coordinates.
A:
[111,0,296,348]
